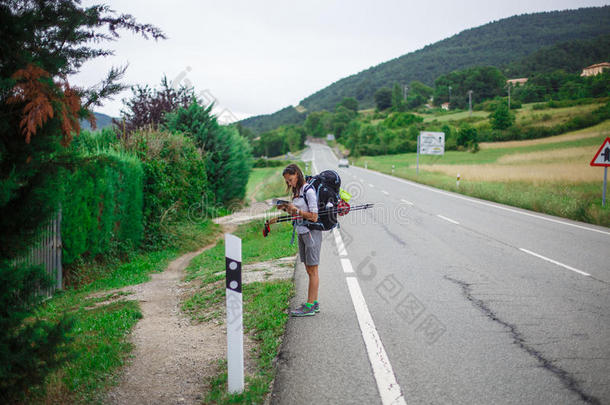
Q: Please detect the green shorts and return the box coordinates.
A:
[298,230,322,266]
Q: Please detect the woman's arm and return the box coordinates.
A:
[298,208,318,223]
[279,203,318,222]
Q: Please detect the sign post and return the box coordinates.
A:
[590,137,610,207]
[225,233,244,394]
[417,132,445,175]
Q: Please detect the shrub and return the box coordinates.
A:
[165,101,253,207]
[490,103,515,130]
[61,147,144,265]
[383,112,424,129]
[120,129,209,249]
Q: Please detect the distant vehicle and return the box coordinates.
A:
[338,159,349,168]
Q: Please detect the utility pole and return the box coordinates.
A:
[403,84,408,101]
[468,90,473,116]
[448,86,452,108]
[507,85,511,110]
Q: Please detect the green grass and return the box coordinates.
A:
[203,280,293,405]
[33,301,142,404]
[182,219,297,403]
[356,130,607,168]
[246,167,291,202]
[422,109,489,123]
[418,99,607,128]
[28,220,221,404]
[184,220,296,297]
[352,134,610,227]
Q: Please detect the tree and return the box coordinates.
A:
[374,87,393,110]
[0,1,163,400]
[490,102,515,130]
[304,111,328,137]
[165,101,253,205]
[331,105,357,139]
[337,97,359,113]
[116,76,196,136]
[433,66,506,109]
[391,83,406,112]
[457,125,479,152]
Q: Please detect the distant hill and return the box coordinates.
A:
[80,111,115,131]
[505,33,610,76]
[241,6,610,134]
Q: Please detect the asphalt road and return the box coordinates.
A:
[270,143,610,405]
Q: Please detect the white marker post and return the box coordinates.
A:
[225,233,244,394]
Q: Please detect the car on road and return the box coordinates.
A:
[338,158,349,168]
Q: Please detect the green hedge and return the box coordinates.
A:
[120,129,210,249]
[61,149,143,265]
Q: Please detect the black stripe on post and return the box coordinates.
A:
[226,257,242,293]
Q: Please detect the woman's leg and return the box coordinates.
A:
[305,264,319,304]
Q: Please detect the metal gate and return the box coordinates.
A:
[12,209,63,297]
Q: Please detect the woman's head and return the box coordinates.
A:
[283,164,305,198]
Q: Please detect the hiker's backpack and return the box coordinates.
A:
[302,170,341,231]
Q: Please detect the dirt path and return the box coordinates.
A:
[103,203,292,404]
[104,244,231,404]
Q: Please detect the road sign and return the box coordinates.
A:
[590,137,610,207]
[419,131,445,155]
[590,137,610,166]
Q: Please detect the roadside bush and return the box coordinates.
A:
[457,125,479,152]
[490,103,515,130]
[165,101,252,206]
[61,148,144,265]
[120,129,209,249]
[383,112,424,128]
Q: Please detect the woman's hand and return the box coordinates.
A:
[279,203,298,215]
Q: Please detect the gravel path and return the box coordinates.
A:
[104,244,239,405]
[104,201,290,404]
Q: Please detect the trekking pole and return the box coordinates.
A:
[263,203,375,236]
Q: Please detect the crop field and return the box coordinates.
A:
[352,119,610,226]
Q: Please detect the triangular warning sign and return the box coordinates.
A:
[590,137,610,167]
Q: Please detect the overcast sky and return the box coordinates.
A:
[72,0,609,122]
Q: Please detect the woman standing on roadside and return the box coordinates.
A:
[278,164,322,317]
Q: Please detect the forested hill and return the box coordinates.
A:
[240,6,610,134]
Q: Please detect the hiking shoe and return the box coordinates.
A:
[291,303,316,317]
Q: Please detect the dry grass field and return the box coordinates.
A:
[353,117,610,226]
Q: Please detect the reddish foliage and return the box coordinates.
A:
[7,64,91,145]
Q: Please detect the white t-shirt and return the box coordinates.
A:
[292,183,318,234]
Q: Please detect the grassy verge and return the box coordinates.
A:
[246,167,293,202]
[352,123,610,227]
[29,220,221,404]
[182,219,297,403]
[203,280,293,404]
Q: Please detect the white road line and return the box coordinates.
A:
[340,258,354,273]
[353,165,610,236]
[400,199,414,206]
[333,228,348,256]
[382,190,390,196]
[345,277,407,405]
[368,183,375,188]
[519,248,591,277]
[437,214,460,225]
[334,229,406,405]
